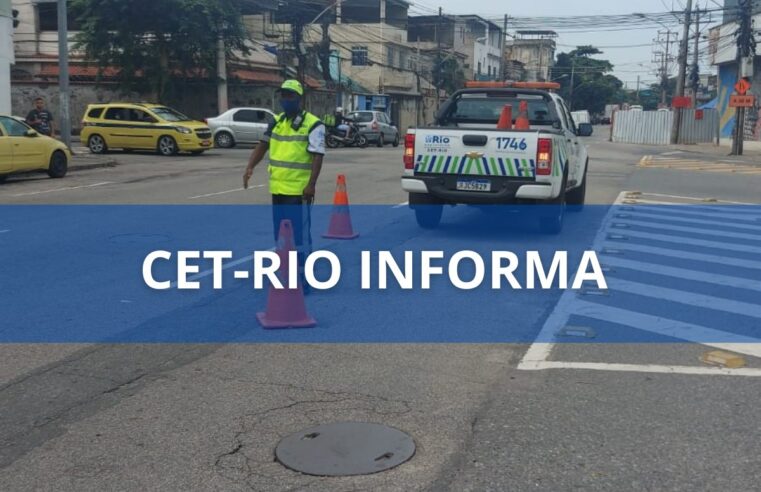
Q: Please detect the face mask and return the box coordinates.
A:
[280,98,300,115]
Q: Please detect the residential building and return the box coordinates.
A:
[708,4,761,144]
[407,14,503,82]
[7,0,333,126]
[253,0,440,131]
[503,30,557,82]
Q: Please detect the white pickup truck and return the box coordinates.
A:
[401,85,592,233]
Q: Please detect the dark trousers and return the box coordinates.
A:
[271,194,312,259]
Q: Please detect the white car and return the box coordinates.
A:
[206,108,276,148]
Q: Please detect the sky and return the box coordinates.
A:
[410,0,722,88]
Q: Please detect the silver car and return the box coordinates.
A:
[346,110,400,147]
[206,107,276,148]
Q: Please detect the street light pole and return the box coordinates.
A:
[57,0,71,149]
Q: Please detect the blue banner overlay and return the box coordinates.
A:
[1,204,759,343]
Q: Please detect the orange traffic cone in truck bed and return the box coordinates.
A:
[514,101,530,130]
[323,174,359,239]
[497,105,513,130]
[256,219,317,329]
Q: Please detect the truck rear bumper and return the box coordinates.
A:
[402,175,554,204]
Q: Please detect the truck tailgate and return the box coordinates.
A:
[413,128,563,179]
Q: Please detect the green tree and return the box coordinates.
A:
[550,46,625,114]
[72,0,249,102]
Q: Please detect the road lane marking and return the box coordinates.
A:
[523,361,761,377]
[393,201,409,208]
[188,186,265,199]
[572,300,761,355]
[600,242,761,270]
[618,210,761,230]
[519,191,761,377]
[612,229,761,254]
[604,278,761,318]
[613,218,761,241]
[10,181,113,197]
[639,157,761,175]
[603,256,761,291]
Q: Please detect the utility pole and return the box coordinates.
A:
[57,0,71,149]
[436,6,442,109]
[568,59,575,110]
[670,0,693,145]
[503,14,508,79]
[690,8,701,106]
[653,30,674,106]
[216,27,228,114]
[731,0,756,156]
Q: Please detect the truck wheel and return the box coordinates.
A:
[415,205,443,229]
[567,160,587,212]
[540,174,567,235]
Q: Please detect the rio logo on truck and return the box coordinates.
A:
[424,134,452,153]
[425,135,451,144]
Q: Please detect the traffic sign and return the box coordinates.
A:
[729,95,755,108]
[672,96,693,109]
[734,78,751,95]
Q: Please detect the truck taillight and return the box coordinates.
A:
[403,133,416,169]
[536,138,553,176]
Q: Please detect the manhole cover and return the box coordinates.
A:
[275,422,415,476]
[109,233,170,244]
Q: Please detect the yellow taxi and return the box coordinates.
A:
[0,115,71,182]
[80,103,213,156]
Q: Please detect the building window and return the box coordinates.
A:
[38,3,83,31]
[352,46,368,66]
[386,46,395,68]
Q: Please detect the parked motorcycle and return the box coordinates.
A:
[325,122,368,148]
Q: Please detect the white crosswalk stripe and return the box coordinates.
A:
[520,192,761,377]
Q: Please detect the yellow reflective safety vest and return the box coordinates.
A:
[268,111,322,196]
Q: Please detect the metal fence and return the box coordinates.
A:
[611,109,718,145]
[679,109,719,145]
[612,110,673,145]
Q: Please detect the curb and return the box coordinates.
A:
[69,158,119,172]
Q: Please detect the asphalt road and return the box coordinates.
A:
[1,131,760,491]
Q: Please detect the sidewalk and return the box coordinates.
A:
[664,141,761,165]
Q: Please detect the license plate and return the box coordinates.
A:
[456,179,491,192]
[201,140,211,146]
